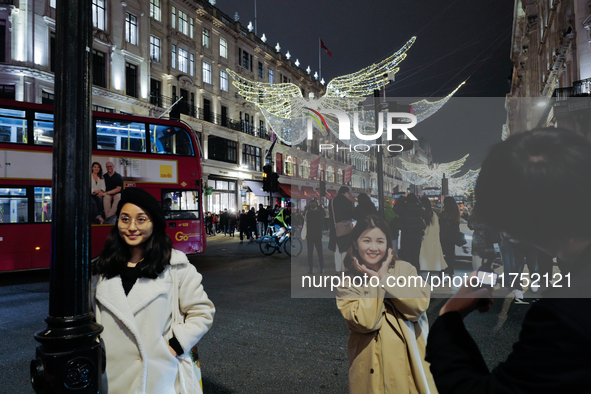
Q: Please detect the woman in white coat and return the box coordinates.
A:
[92,187,215,393]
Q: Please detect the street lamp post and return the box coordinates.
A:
[374,90,386,217]
[30,1,104,392]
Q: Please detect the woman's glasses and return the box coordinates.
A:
[118,216,151,229]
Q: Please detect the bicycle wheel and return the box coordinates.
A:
[259,236,277,255]
[284,237,302,257]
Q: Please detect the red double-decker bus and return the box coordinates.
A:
[0,99,206,272]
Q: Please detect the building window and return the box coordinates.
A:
[150,79,161,106]
[150,0,161,21]
[202,28,210,49]
[242,49,250,70]
[258,62,263,78]
[284,156,295,176]
[0,84,15,100]
[0,19,6,63]
[208,136,237,164]
[190,18,194,39]
[190,54,194,76]
[242,144,261,171]
[202,61,211,84]
[178,48,188,73]
[92,0,106,31]
[150,35,160,62]
[178,10,189,35]
[259,119,264,135]
[300,161,310,179]
[269,69,274,84]
[125,13,137,45]
[171,6,176,29]
[220,69,228,91]
[220,37,227,58]
[171,45,176,68]
[50,0,56,8]
[203,98,211,122]
[221,105,228,127]
[41,91,54,105]
[125,63,137,97]
[49,31,56,72]
[92,49,106,87]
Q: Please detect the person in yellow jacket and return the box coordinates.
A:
[336,215,437,394]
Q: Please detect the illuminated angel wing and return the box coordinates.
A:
[448,169,480,195]
[411,81,466,123]
[400,154,469,184]
[227,69,303,119]
[324,37,416,98]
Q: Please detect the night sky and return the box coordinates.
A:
[216,0,515,169]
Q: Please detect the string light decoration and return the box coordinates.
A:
[324,37,415,98]
[400,154,469,182]
[228,36,465,145]
[398,158,480,196]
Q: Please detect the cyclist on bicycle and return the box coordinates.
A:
[272,203,291,239]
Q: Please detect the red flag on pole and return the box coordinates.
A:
[310,157,321,179]
[320,40,332,57]
[344,166,353,184]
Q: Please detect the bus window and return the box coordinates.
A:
[0,188,28,223]
[162,190,199,219]
[96,119,146,152]
[0,108,27,144]
[150,125,194,156]
[34,187,52,222]
[33,113,54,146]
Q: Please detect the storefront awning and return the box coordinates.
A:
[279,184,307,199]
[325,189,337,199]
[244,180,283,198]
[301,186,319,199]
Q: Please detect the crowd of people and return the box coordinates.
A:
[204,204,291,244]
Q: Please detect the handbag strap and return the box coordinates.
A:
[331,200,337,227]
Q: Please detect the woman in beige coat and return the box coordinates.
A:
[92,188,215,393]
[419,197,447,275]
[336,215,437,394]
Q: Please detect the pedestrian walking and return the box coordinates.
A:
[304,200,325,274]
[467,204,498,271]
[239,210,248,244]
[220,209,229,235]
[397,193,426,273]
[418,197,447,278]
[353,192,377,222]
[336,215,435,394]
[91,187,215,393]
[256,204,267,239]
[328,186,355,273]
[439,196,462,276]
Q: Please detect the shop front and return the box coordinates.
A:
[206,176,237,214]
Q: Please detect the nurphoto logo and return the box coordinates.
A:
[303,104,417,153]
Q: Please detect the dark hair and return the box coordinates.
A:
[420,197,434,225]
[406,193,419,205]
[476,127,591,244]
[92,188,172,279]
[309,200,318,209]
[357,193,373,209]
[338,186,350,195]
[344,215,394,273]
[440,196,460,223]
[91,162,103,179]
